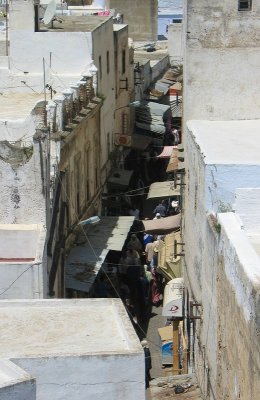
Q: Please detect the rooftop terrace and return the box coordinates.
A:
[40,15,110,32]
[187,119,260,165]
[0,299,142,358]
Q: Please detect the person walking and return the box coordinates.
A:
[127,233,143,252]
[153,200,167,217]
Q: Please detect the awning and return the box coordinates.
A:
[157,146,177,159]
[162,278,184,317]
[135,101,171,135]
[170,82,182,91]
[168,161,185,173]
[131,134,152,150]
[166,148,185,173]
[147,181,180,199]
[158,231,182,280]
[65,216,134,293]
[167,159,185,173]
[147,80,172,99]
[141,214,181,235]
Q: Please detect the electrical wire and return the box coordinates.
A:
[55,172,166,350]
[0,262,41,297]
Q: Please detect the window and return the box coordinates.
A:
[238,0,252,10]
[106,51,110,74]
[99,56,102,80]
[122,49,126,74]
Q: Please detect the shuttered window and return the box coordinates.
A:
[238,0,252,11]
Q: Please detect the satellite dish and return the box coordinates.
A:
[43,0,57,25]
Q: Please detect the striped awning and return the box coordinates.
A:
[157,146,177,159]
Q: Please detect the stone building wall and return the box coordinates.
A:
[183,127,260,400]
[110,0,158,41]
[168,22,183,64]
[183,0,260,121]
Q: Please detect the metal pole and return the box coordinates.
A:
[43,58,47,126]
[5,0,8,56]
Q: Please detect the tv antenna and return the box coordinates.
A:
[43,0,62,29]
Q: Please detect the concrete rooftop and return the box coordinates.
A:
[41,15,110,32]
[0,93,50,119]
[247,234,260,260]
[0,299,142,358]
[187,120,260,165]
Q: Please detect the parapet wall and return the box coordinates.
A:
[190,212,260,400]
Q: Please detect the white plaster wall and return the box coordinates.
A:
[234,188,260,234]
[0,382,36,400]
[0,142,46,224]
[184,49,260,120]
[6,0,93,92]
[0,262,45,299]
[184,129,260,399]
[183,126,219,393]
[151,55,170,82]
[218,212,260,322]
[216,212,260,399]
[9,32,93,83]
[134,60,151,102]
[13,354,145,400]
[183,0,260,121]
[0,103,46,226]
[205,165,260,214]
[168,23,183,64]
[0,360,36,400]
[0,118,36,141]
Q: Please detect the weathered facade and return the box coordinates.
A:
[110,0,158,41]
[168,22,183,64]
[182,2,260,398]
[113,23,134,140]
[183,0,260,121]
[47,78,102,297]
[183,121,260,399]
[0,0,125,298]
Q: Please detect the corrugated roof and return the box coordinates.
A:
[147,181,180,199]
[65,216,134,293]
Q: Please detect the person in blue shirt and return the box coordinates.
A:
[153,200,167,217]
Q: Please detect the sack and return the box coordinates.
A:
[175,385,184,394]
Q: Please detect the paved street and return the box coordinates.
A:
[145,304,165,400]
